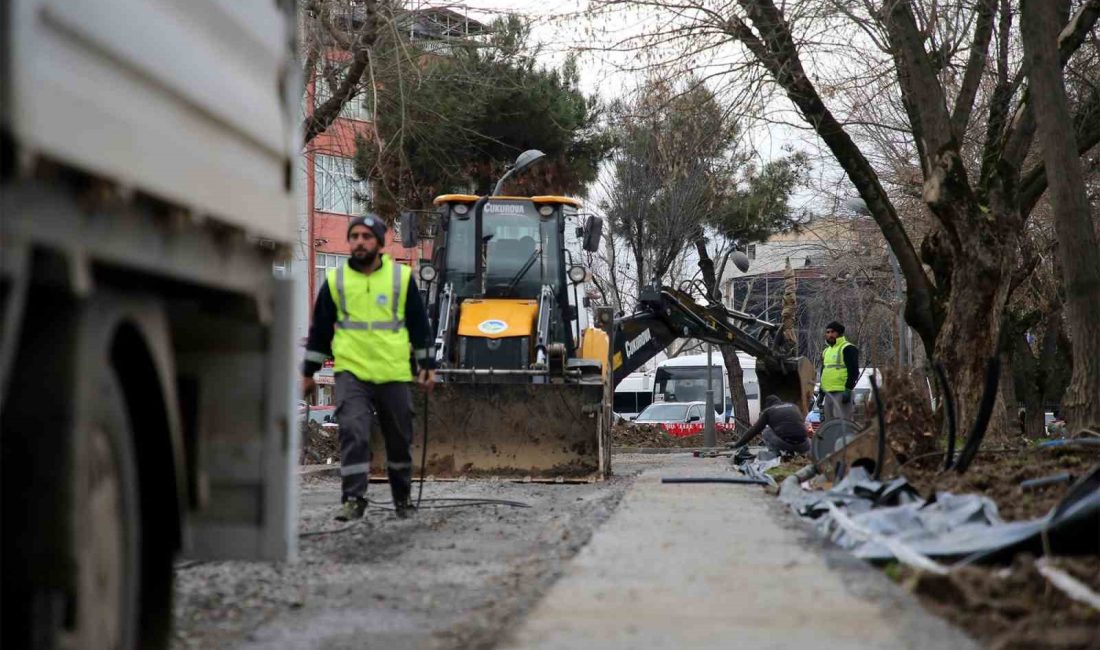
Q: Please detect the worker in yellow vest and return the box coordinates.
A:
[816,321,859,423]
[301,215,435,521]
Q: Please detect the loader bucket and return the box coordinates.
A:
[369,381,609,481]
[757,356,817,415]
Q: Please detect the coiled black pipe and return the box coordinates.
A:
[953,357,1001,474]
[933,361,958,470]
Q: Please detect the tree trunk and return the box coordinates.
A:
[932,238,1015,439]
[1014,332,1046,438]
[1022,0,1100,434]
[720,346,751,433]
[997,348,1020,438]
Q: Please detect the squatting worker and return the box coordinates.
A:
[817,321,859,423]
[726,395,810,455]
[301,215,435,522]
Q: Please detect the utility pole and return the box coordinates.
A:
[704,344,716,447]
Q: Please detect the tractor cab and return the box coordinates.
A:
[420,194,599,375]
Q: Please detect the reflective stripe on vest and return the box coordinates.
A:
[334,261,405,331]
[328,256,413,383]
[820,337,851,393]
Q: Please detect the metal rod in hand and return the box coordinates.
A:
[418,389,429,508]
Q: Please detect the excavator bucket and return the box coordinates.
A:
[757,356,817,415]
[369,381,609,481]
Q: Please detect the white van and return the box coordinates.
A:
[653,352,761,422]
[614,371,655,421]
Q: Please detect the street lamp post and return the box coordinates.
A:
[704,344,716,447]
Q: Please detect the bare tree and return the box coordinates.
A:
[1021,0,1100,434]
[585,0,1100,433]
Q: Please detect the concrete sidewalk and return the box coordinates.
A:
[499,454,975,650]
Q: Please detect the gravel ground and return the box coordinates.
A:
[172,455,664,650]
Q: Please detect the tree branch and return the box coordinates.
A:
[1019,91,1100,216]
[950,0,997,137]
[1001,0,1100,168]
[732,0,937,347]
[882,0,955,161]
[301,0,378,145]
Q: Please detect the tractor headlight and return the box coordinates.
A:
[568,264,587,284]
[419,264,437,282]
[538,205,554,216]
[453,204,469,215]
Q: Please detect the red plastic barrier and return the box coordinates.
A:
[660,422,737,438]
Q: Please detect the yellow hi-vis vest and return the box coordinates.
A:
[328,256,413,384]
[821,336,852,392]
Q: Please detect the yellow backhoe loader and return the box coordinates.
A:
[372,151,815,481]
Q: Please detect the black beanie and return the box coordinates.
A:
[825,321,845,334]
[764,395,782,408]
[347,214,387,243]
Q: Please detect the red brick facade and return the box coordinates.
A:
[303,68,431,304]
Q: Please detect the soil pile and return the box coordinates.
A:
[901,445,1099,521]
[904,555,1100,650]
[868,368,939,462]
[300,420,340,465]
[612,423,741,448]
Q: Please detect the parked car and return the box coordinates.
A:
[633,401,710,425]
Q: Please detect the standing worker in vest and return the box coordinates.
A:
[817,321,859,423]
[301,215,435,521]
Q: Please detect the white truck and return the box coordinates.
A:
[1,2,299,647]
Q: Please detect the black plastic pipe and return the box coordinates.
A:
[933,361,958,470]
[953,357,1001,474]
[660,476,770,485]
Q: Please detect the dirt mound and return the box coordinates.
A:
[299,420,340,465]
[901,445,1099,521]
[612,422,741,448]
[868,368,939,462]
[905,555,1100,649]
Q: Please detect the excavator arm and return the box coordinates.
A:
[609,282,815,412]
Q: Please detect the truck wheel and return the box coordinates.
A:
[61,368,141,650]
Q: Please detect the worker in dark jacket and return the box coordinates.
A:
[817,321,859,423]
[726,395,810,454]
[301,215,435,521]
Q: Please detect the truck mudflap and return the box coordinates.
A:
[369,382,608,481]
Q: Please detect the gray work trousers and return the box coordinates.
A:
[334,372,414,503]
[822,391,854,423]
[762,427,810,455]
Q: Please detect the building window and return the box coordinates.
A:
[746,244,757,260]
[314,154,370,215]
[315,253,349,290]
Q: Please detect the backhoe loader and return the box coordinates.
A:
[373,154,815,481]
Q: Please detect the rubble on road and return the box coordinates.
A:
[299,420,339,465]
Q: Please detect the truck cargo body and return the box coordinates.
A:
[1,1,300,647]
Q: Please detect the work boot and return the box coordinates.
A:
[335,497,367,522]
[394,497,417,520]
